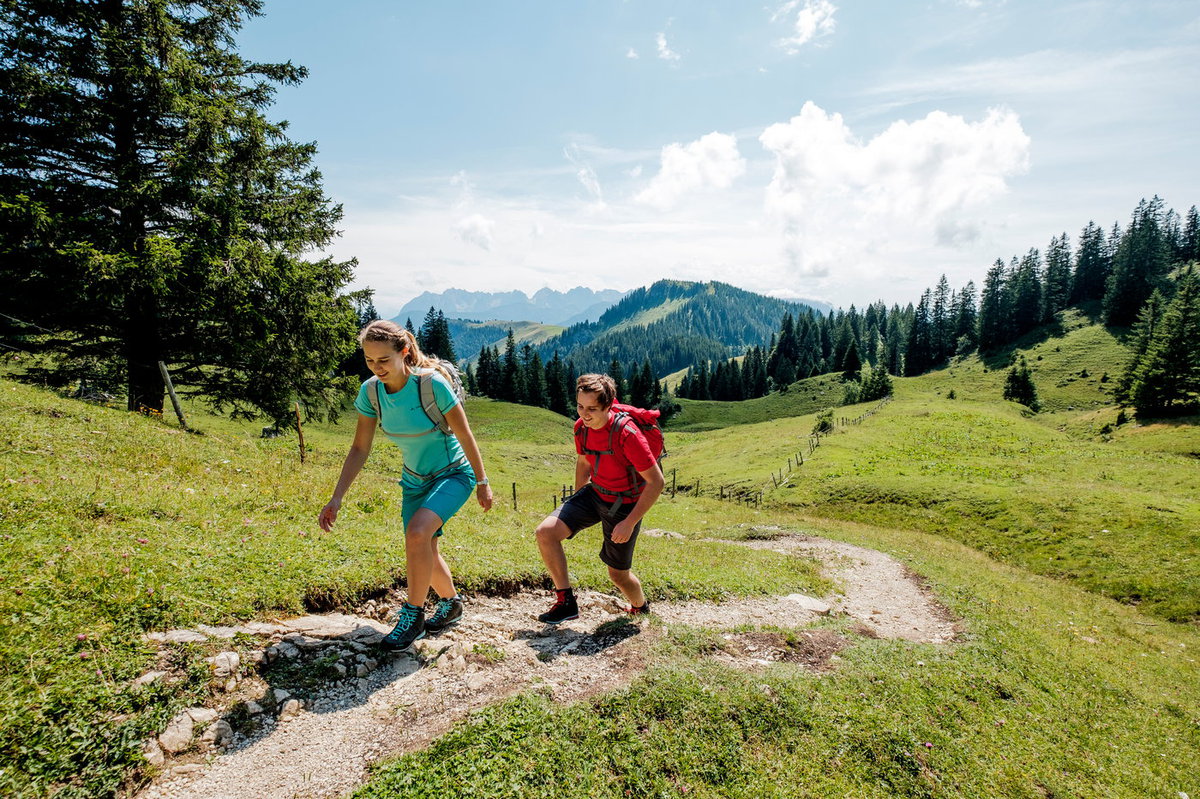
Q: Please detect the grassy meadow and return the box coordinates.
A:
[1,313,1198,797]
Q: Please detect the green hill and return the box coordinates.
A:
[2,315,1198,796]
[448,319,565,365]
[533,280,825,376]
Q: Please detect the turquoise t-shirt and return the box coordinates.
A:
[355,370,469,484]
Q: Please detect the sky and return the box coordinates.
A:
[239,0,1200,317]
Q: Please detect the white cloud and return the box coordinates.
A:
[453,213,495,251]
[626,47,639,59]
[773,0,837,54]
[656,32,680,62]
[759,101,1030,276]
[635,132,746,210]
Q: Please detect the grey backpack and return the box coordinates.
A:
[366,361,466,435]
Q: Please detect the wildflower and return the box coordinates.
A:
[79,651,91,660]
[121,566,130,574]
[184,488,196,493]
[136,538,148,545]
[77,633,88,641]
[923,742,933,749]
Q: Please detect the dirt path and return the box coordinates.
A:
[136,531,957,799]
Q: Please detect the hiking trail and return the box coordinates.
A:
[135,530,957,799]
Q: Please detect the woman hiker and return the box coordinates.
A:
[533,373,664,623]
[319,320,493,650]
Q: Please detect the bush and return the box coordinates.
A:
[813,410,834,434]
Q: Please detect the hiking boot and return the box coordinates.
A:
[537,590,579,624]
[380,603,425,651]
[626,601,651,616]
[425,596,464,634]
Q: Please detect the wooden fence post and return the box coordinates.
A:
[512,482,517,511]
[156,361,188,431]
[293,402,306,464]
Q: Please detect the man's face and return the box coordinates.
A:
[576,390,612,430]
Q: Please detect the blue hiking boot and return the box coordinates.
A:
[425,596,464,634]
[380,603,425,651]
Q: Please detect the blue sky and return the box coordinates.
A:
[240,0,1200,317]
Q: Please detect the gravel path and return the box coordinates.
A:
[136,530,957,799]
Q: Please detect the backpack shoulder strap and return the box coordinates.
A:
[365,376,382,427]
[417,371,452,435]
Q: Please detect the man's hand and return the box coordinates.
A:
[611,518,636,544]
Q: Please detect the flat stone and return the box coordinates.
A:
[195,624,239,639]
[200,719,234,747]
[272,688,291,704]
[241,621,289,635]
[276,642,301,660]
[245,700,264,716]
[185,707,219,724]
[207,651,240,677]
[157,712,194,754]
[147,629,207,644]
[279,698,302,720]
[782,593,833,615]
[170,763,204,776]
[142,738,165,767]
[355,664,369,678]
[132,670,168,687]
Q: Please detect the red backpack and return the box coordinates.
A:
[575,403,666,509]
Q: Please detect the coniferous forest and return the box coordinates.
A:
[459,198,1199,420]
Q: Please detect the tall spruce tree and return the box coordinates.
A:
[0,0,357,420]
[1105,198,1172,326]
[1043,233,1073,321]
[1071,221,1109,304]
[1125,269,1200,414]
[500,330,521,402]
[904,290,934,375]
[978,260,1010,351]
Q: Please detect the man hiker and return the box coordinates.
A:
[533,373,665,623]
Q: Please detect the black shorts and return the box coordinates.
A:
[550,485,642,571]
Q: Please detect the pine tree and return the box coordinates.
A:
[500,330,521,402]
[521,345,549,408]
[904,291,934,375]
[841,341,863,382]
[1012,248,1044,336]
[954,281,978,355]
[1182,206,1200,264]
[1071,222,1109,303]
[1043,233,1073,321]
[1115,291,1167,405]
[931,275,952,362]
[978,260,1010,351]
[545,351,570,416]
[1105,198,1171,325]
[608,359,626,402]
[1003,356,1040,411]
[0,0,357,419]
[1126,269,1200,414]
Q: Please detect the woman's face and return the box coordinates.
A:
[362,339,408,382]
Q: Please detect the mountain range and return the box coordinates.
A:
[392,287,627,327]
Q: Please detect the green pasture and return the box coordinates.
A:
[1,310,1198,797]
[0,380,819,798]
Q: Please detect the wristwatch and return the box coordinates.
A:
[477,477,490,486]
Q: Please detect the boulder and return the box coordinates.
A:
[157,712,194,754]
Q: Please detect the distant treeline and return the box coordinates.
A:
[678,197,1198,415]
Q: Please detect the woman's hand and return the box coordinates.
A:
[476,483,494,511]
[318,498,341,532]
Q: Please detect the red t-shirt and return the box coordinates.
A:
[574,414,655,502]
